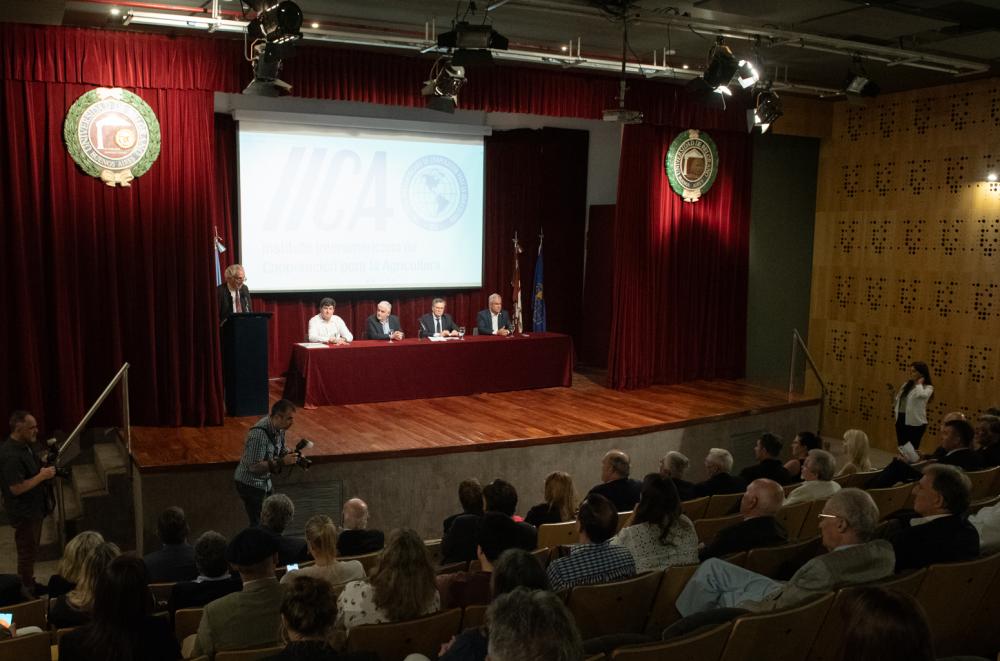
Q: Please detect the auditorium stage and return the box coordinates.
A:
[128,372,820,552]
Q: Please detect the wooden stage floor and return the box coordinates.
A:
[131,372,819,472]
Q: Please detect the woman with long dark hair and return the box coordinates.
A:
[893,361,934,460]
[59,555,180,661]
[838,587,934,661]
[610,473,698,572]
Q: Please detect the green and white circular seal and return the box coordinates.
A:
[665,129,718,202]
[63,87,161,187]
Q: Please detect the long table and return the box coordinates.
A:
[282,332,575,407]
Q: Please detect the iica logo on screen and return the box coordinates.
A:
[400,155,469,230]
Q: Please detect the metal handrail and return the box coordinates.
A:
[788,329,828,432]
[55,363,131,549]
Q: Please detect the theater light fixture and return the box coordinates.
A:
[736,59,759,89]
[422,57,467,113]
[437,21,509,66]
[256,0,303,43]
[845,58,880,98]
[243,1,303,96]
[686,38,740,110]
[747,89,783,133]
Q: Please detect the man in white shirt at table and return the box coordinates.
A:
[476,293,512,336]
[307,298,353,344]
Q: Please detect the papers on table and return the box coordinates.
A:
[428,336,462,342]
[298,342,331,348]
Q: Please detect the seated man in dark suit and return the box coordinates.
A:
[168,531,242,616]
[476,293,512,336]
[437,512,527,608]
[442,479,536,564]
[868,418,984,489]
[143,506,197,583]
[588,450,642,512]
[693,448,747,498]
[700,479,788,560]
[739,433,793,486]
[974,415,1000,468]
[259,494,310,567]
[443,478,484,535]
[660,450,697,501]
[419,297,459,338]
[364,300,404,341]
[337,498,385,557]
[217,263,251,323]
[882,463,980,572]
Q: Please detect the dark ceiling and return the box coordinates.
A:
[3,0,998,95]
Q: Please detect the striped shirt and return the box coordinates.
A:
[546,540,637,592]
[233,416,286,492]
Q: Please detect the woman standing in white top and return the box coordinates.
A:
[280,515,365,588]
[893,361,934,461]
[611,474,698,572]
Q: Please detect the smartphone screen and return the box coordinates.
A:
[286,563,299,572]
[0,613,12,629]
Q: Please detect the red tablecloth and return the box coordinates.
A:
[282,332,575,407]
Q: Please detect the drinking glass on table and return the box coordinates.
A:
[458,326,466,339]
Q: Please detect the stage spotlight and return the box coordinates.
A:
[686,39,739,109]
[746,89,783,133]
[845,58,879,98]
[422,57,467,113]
[437,21,509,66]
[257,1,303,43]
[736,59,759,88]
[242,1,303,96]
[243,41,294,96]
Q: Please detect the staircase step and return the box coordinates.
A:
[62,482,82,521]
[72,464,106,498]
[94,442,127,478]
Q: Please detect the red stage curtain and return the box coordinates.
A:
[607,124,752,389]
[213,121,590,376]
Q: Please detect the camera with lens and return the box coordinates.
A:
[43,440,72,479]
[291,439,314,469]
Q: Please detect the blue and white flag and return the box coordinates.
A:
[214,226,227,286]
[532,233,546,332]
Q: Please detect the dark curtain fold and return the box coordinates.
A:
[608,124,752,389]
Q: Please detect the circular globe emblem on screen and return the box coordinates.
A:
[63,87,161,187]
[665,129,718,202]
[401,155,469,230]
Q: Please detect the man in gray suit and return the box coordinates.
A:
[677,488,895,616]
[476,293,512,336]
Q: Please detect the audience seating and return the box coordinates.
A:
[531,546,551,568]
[150,581,175,610]
[461,604,487,630]
[719,551,747,568]
[832,470,880,489]
[346,607,462,661]
[537,521,580,552]
[617,510,634,532]
[424,538,442,564]
[682,496,710,521]
[744,537,823,580]
[966,466,1000,501]
[610,621,733,661]
[437,561,467,575]
[774,501,811,541]
[970,493,1000,514]
[340,550,381,574]
[782,483,800,497]
[964,556,1000,656]
[7,598,46,630]
[175,607,204,643]
[717,592,835,661]
[567,572,663,640]
[214,646,285,660]
[866,483,914,519]
[796,499,829,540]
[0,631,50,661]
[915,552,1000,656]
[694,514,743,545]
[643,564,699,636]
[873,567,928,595]
[55,626,79,644]
[704,494,742,518]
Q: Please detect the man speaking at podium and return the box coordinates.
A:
[218,264,251,323]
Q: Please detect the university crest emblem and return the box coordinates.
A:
[665,129,719,202]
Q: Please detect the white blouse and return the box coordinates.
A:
[610,516,699,573]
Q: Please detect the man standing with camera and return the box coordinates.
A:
[1,411,56,594]
[233,400,299,526]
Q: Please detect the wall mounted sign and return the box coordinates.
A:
[63,88,161,187]
[665,129,718,202]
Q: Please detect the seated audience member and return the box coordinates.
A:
[868,418,984,488]
[185,527,284,659]
[678,489,894,616]
[337,498,385,557]
[443,478,483,534]
[588,450,642,512]
[268,575,376,661]
[837,429,873,476]
[143,506,198,583]
[699,479,787,560]
[692,448,747,498]
[611,474,698,572]
[837,587,935,661]
[364,301,403,341]
[49,541,121,628]
[260,493,310,567]
[335,528,440,643]
[59,555,180,661]
[438,548,550,661]
[437,512,526,608]
[974,414,1000,468]
[476,293,512,336]
[308,297,353,344]
[739,433,794,485]
[168,531,241,615]
[485,588,584,661]
[524,471,578,527]
[48,530,104,598]
[547,493,636,591]
[443,479,535,564]
[783,431,822,481]
[882,464,979,572]
[281,515,364,587]
[659,451,697,501]
[784,450,841,506]
[969,498,1000,554]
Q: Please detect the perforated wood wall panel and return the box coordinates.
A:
[808,78,1000,450]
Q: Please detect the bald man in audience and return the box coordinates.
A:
[336,498,384,556]
[678,489,894,616]
[699,479,788,560]
[588,450,642,512]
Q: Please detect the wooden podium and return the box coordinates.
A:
[221,312,271,417]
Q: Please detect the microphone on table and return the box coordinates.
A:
[418,319,430,339]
